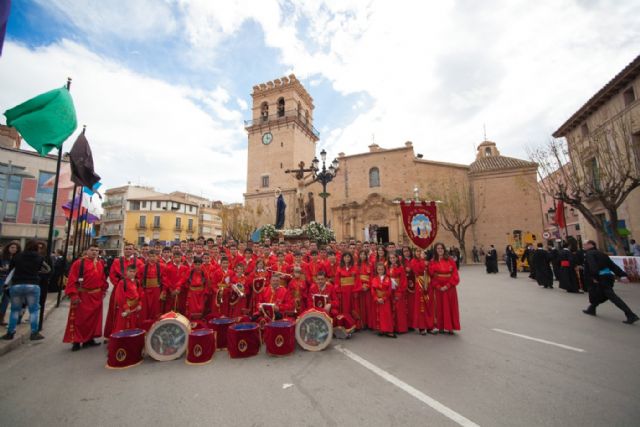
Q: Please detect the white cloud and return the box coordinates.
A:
[0,40,247,203]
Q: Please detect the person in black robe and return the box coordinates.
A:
[557,242,579,293]
[549,245,561,282]
[505,245,518,278]
[532,243,553,288]
[275,189,286,229]
[582,240,638,324]
[572,245,586,292]
[485,245,499,274]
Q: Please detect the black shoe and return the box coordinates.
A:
[408,327,415,332]
[82,339,100,348]
[438,329,446,334]
[30,332,45,341]
[377,332,385,336]
[448,331,455,335]
[419,329,427,335]
[2,332,14,340]
[623,314,639,325]
[582,309,596,316]
[71,343,81,351]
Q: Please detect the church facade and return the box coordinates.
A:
[244,76,544,253]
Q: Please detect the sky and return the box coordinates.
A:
[1,0,639,204]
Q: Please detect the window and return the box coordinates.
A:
[189,205,193,212]
[484,147,492,156]
[142,201,147,209]
[277,97,285,117]
[261,102,269,122]
[130,201,140,210]
[581,123,589,138]
[175,217,182,229]
[261,175,269,188]
[33,171,54,224]
[588,158,601,192]
[202,213,212,221]
[153,215,160,228]
[0,174,22,222]
[156,201,161,208]
[137,236,145,246]
[297,101,301,120]
[304,110,309,124]
[188,218,194,231]
[139,215,146,227]
[369,167,380,187]
[623,87,636,106]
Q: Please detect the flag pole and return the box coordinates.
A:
[40,77,71,331]
[57,183,78,307]
[73,203,83,258]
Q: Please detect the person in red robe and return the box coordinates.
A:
[113,265,142,333]
[356,250,375,329]
[388,252,408,333]
[411,247,436,334]
[185,258,209,320]
[253,275,290,322]
[335,251,361,329]
[63,245,108,351]
[371,246,388,274]
[269,252,292,285]
[140,250,164,323]
[428,242,461,334]
[305,250,328,286]
[286,266,307,317]
[210,257,235,318]
[229,262,250,318]
[371,262,395,338]
[402,246,417,329]
[307,271,339,318]
[247,258,269,313]
[104,244,144,340]
[162,253,188,314]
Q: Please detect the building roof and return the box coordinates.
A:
[132,194,199,205]
[553,54,640,137]
[469,155,537,174]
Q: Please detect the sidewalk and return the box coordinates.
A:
[0,292,62,357]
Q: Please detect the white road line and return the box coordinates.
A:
[492,328,585,353]
[335,345,481,427]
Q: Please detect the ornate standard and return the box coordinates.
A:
[310,149,339,227]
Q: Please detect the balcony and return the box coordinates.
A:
[174,225,183,231]
[102,198,124,208]
[244,109,320,139]
[102,214,124,222]
[152,223,161,230]
[101,228,121,236]
[187,226,194,233]
[136,223,148,230]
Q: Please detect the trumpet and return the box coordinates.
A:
[267,268,293,279]
[231,283,245,298]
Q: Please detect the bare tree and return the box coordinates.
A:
[219,204,257,242]
[530,116,639,254]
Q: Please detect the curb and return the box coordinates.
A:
[0,294,63,357]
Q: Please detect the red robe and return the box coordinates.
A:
[428,258,460,331]
[371,274,393,333]
[185,269,209,319]
[140,261,164,322]
[210,268,235,317]
[357,262,375,329]
[163,262,188,314]
[403,258,417,327]
[411,258,435,330]
[113,278,141,332]
[307,282,339,317]
[286,278,307,316]
[254,285,290,319]
[247,269,269,314]
[304,259,328,285]
[229,273,250,318]
[105,256,144,338]
[334,265,359,321]
[63,258,108,343]
[389,264,408,333]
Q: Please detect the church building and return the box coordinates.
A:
[244,75,543,252]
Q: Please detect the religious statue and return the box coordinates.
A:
[275,188,286,229]
[285,161,315,228]
[304,192,315,224]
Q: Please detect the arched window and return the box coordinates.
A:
[277,97,285,117]
[369,167,380,187]
[261,102,269,122]
[484,147,492,157]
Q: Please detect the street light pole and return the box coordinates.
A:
[311,149,339,227]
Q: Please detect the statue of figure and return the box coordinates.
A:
[275,188,286,229]
[305,192,315,224]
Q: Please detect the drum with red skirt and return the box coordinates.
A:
[107,328,146,369]
[264,320,296,356]
[227,322,261,358]
[186,328,216,365]
[209,317,236,350]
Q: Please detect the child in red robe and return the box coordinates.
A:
[428,242,460,334]
[185,258,209,320]
[388,252,408,333]
[113,265,142,332]
[371,262,395,338]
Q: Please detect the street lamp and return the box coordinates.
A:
[311,149,339,227]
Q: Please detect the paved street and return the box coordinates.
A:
[1,265,639,427]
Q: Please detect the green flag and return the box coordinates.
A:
[4,87,78,156]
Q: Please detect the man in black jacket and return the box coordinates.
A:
[532,243,553,288]
[582,240,638,324]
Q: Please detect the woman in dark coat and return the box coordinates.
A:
[558,242,580,293]
[505,245,518,278]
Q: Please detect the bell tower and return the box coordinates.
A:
[244,74,319,228]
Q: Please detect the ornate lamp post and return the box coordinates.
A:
[311,149,339,227]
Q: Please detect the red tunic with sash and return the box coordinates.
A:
[113,278,141,332]
[185,269,208,319]
[411,258,435,330]
[306,282,339,318]
[210,268,235,317]
[334,265,358,320]
[63,258,108,343]
[304,259,328,286]
[163,262,188,314]
[254,285,290,319]
[286,277,307,317]
[140,261,164,322]
[229,273,250,318]
[389,264,408,333]
[403,258,417,327]
[247,269,269,314]
[371,274,393,333]
[428,258,460,331]
[105,256,144,338]
[357,262,375,329]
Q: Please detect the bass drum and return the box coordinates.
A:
[295,309,333,352]
[145,311,192,361]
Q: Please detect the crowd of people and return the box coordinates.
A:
[61,237,462,351]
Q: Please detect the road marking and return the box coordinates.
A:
[492,328,585,353]
[335,345,481,427]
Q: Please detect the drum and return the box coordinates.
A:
[107,328,145,369]
[186,328,216,365]
[227,322,261,358]
[145,311,191,361]
[264,320,296,356]
[295,309,333,352]
[209,317,236,350]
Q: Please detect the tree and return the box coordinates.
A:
[428,179,481,264]
[530,116,639,254]
[219,204,257,242]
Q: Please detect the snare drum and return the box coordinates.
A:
[209,317,236,350]
[145,311,191,361]
[227,322,261,358]
[264,320,296,356]
[295,309,333,351]
[107,328,145,369]
[186,328,216,365]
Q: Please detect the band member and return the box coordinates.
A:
[305,250,328,286]
[185,258,208,320]
[402,246,416,328]
[140,250,164,322]
[335,251,361,329]
[229,262,250,318]
[307,271,338,317]
[388,252,408,333]
[248,258,269,312]
[357,250,375,329]
[372,245,388,273]
[210,257,235,317]
[254,275,290,321]
[105,244,144,339]
[269,251,292,283]
[371,262,395,338]
[63,245,108,351]
[411,248,435,334]
[286,266,307,316]
[159,247,172,266]
[163,253,188,314]
[428,242,460,334]
[113,265,142,333]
